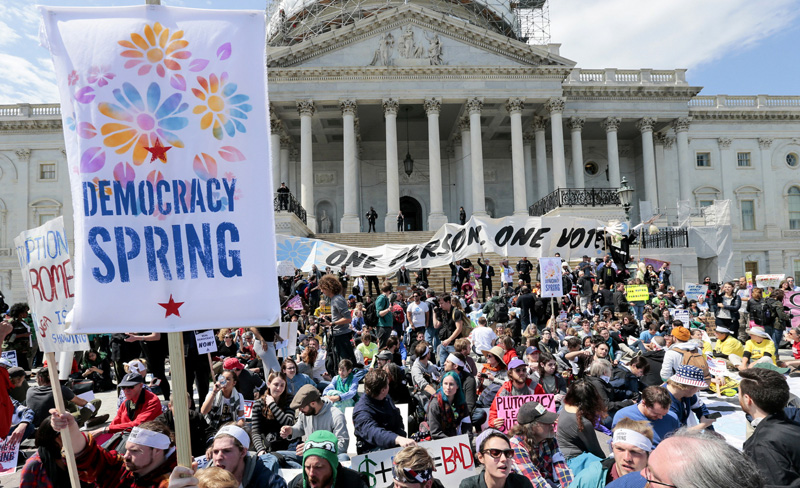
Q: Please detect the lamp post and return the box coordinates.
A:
[617,176,634,221]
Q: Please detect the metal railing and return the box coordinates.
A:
[273,192,307,224]
[637,228,689,249]
[529,187,621,216]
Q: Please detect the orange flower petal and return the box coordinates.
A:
[99,103,134,122]
[154,22,163,35]
[166,40,189,55]
[170,30,184,42]
[144,24,156,46]
[193,105,207,114]
[170,51,191,60]
[116,136,138,155]
[197,76,208,92]
[121,50,144,58]
[104,129,137,148]
[158,28,169,49]
[164,59,181,71]
[100,123,132,135]
[130,33,149,50]
[118,40,137,49]
[201,112,213,130]
[209,74,219,93]
[192,89,206,101]
[132,134,151,165]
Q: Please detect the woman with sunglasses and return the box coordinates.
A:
[460,430,532,488]
[281,357,315,395]
[426,371,471,439]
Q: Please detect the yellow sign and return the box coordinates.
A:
[625,285,650,302]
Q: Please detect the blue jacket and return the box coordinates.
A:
[569,457,613,488]
[352,393,406,453]
[287,372,315,395]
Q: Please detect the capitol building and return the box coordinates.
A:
[1,0,800,300]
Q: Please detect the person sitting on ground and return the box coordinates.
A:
[223,358,266,402]
[116,359,151,408]
[392,445,441,488]
[278,384,349,467]
[8,396,35,446]
[469,316,497,358]
[488,358,534,432]
[80,349,114,392]
[323,359,366,411]
[508,401,573,488]
[20,414,95,488]
[252,371,295,455]
[664,365,715,430]
[658,324,703,381]
[7,366,29,404]
[204,424,287,488]
[383,362,413,405]
[740,367,800,486]
[737,326,778,371]
[785,327,800,370]
[427,371,471,439]
[27,368,106,430]
[444,351,483,429]
[411,342,440,397]
[460,430,533,488]
[556,380,608,472]
[611,355,649,397]
[356,331,378,367]
[612,386,679,447]
[585,359,634,425]
[156,393,215,458]
[201,370,245,432]
[50,412,177,488]
[282,358,315,395]
[287,430,368,488]
[353,369,414,453]
[478,345,508,398]
[569,418,654,488]
[711,325,745,369]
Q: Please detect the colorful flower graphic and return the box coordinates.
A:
[192,73,252,140]
[276,238,314,268]
[99,82,189,165]
[87,66,116,87]
[68,70,79,86]
[119,22,191,78]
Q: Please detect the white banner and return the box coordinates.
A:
[350,434,475,488]
[539,257,564,298]
[277,216,609,275]
[13,217,89,353]
[41,6,279,333]
[756,274,785,289]
[277,321,298,357]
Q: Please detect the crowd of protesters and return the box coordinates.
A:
[1,252,800,488]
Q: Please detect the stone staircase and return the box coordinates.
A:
[314,231,529,296]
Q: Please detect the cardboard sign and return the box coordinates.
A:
[13,217,90,353]
[242,399,254,419]
[539,257,564,298]
[745,272,753,287]
[277,322,298,357]
[673,309,691,325]
[0,437,19,476]
[625,285,649,302]
[286,295,304,310]
[756,274,785,289]
[684,283,708,299]
[707,358,729,377]
[495,394,556,432]
[0,351,17,368]
[195,330,218,355]
[350,434,475,488]
[277,260,296,277]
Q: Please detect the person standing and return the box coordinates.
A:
[318,275,357,367]
[477,257,495,302]
[516,258,533,287]
[277,182,291,210]
[397,211,405,232]
[459,206,467,225]
[365,207,378,233]
[375,283,395,348]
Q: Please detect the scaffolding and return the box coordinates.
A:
[265,0,548,46]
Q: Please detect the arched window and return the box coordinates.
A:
[789,186,800,229]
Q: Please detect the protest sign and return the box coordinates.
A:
[495,394,556,432]
[195,330,217,355]
[242,400,254,419]
[277,260,296,277]
[643,258,670,270]
[756,274,785,289]
[13,217,89,353]
[625,285,649,302]
[785,291,800,329]
[0,437,19,476]
[707,358,729,377]
[0,352,17,368]
[539,257,564,298]
[41,6,278,334]
[277,215,611,274]
[684,283,708,299]
[746,272,753,287]
[286,294,303,310]
[350,434,475,488]
[673,309,691,325]
[277,321,298,357]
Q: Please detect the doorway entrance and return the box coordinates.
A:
[399,196,423,231]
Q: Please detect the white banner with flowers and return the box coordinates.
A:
[40,6,279,333]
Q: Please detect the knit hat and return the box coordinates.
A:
[303,430,339,488]
[671,326,690,342]
[669,365,708,388]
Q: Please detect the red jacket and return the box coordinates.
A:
[0,368,11,437]
[487,377,534,433]
[502,348,518,366]
[109,389,163,434]
[76,433,175,488]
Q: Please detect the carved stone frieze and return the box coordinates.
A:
[15,148,31,162]
[270,119,283,134]
[758,137,773,149]
[531,116,547,132]
[314,171,336,185]
[340,99,357,116]
[466,98,483,115]
[717,137,732,149]
[673,117,691,132]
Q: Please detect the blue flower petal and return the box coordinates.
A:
[222,83,237,97]
[228,94,249,105]
[146,83,161,113]
[123,83,144,111]
[155,93,183,119]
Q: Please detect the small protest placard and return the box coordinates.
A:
[277,260,296,277]
[756,274,785,289]
[0,351,17,368]
[277,322,298,358]
[350,434,475,488]
[707,358,728,377]
[242,400,254,419]
[539,258,563,298]
[673,309,691,325]
[496,393,556,432]
[0,437,19,476]
[625,285,649,302]
[195,330,218,355]
[684,283,708,299]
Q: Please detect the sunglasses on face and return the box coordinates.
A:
[482,448,514,460]
[121,385,138,390]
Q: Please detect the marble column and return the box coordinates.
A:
[270,119,281,190]
[383,99,400,232]
[467,98,487,216]
[568,117,585,188]
[546,98,567,190]
[453,134,464,215]
[674,117,691,202]
[717,137,733,210]
[459,118,473,217]
[506,98,527,215]
[523,133,535,207]
[602,117,621,188]
[279,136,291,188]
[340,100,359,232]
[637,117,659,209]
[296,100,316,230]
[425,98,447,229]
[759,137,779,235]
[533,116,548,198]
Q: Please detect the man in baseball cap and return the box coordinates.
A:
[511,400,572,487]
[223,357,265,401]
[488,357,534,431]
[288,430,367,488]
[278,385,349,468]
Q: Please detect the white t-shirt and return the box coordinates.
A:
[470,326,497,354]
[737,288,750,312]
[407,301,430,329]
[501,266,514,284]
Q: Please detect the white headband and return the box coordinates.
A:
[446,354,471,373]
[612,429,653,452]
[214,425,250,450]
[423,346,430,358]
[128,427,171,450]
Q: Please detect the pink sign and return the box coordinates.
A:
[784,291,800,329]
[496,394,556,432]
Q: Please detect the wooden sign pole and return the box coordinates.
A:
[167,332,193,467]
[45,351,81,488]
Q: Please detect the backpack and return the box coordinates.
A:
[364,302,379,327]
[761,300,776,327]
[495,301,510,323]
[392,304,406,326]
[679,348,711,384]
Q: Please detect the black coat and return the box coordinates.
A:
[613,290,629,313]
[289,465,368,488]
[586,376,634,418]
[743,412,800,487]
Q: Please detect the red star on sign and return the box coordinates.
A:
[158,294,184,318]
[145,138,171,163]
